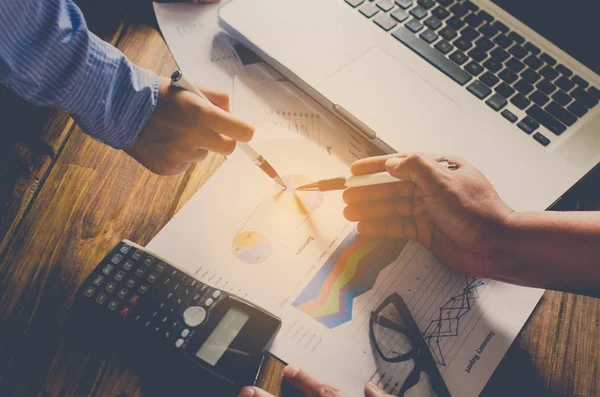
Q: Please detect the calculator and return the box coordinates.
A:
[77,240,282,387]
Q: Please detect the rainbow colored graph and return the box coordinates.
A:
[293,229,404,329]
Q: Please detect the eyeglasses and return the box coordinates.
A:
[369,293,450,397]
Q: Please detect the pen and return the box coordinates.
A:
[170,70,287,189]
[296,172,400,191]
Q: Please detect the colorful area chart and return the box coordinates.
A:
[293,229,404,328]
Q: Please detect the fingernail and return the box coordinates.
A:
[385,158,402,169]
[238,387,255,397]
[283,365,300,378]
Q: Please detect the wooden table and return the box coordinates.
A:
[1,2,599,396]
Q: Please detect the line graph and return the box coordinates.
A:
[422,277,484,366]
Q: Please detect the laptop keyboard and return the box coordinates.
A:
[345,0,600,147]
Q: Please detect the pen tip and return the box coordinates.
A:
[274,176,287,190]
[295,182,318,191]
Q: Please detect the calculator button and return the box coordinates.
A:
[212,290,221,299]
[92,275,104,286]
[190,280,198,288]
[147,274,157,284]
[123,260,134,271]
[132,250,143,260]
[129,294,140,306]
[111,254,123,265]
[126,279,136,289]
[114,270,126,282]
[96,293,108,304]
[204,298,214,307]
[175,339,184,348]
[120,244,131,254]
[192,293,202,302]
[138,284,149,294]
[183,306,207,327]
[156,262,166,273]
[135,268,145,277]
[105,282,117,293]
[144,256,155,267]
[120,306,131,318]
[117,288,129,300]
[102,264,115,275]
[181,329,190,338]
[84,286,96,298]
[108,300,119,311]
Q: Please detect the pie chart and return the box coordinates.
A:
[232,231,272,264]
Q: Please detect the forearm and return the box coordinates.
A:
[486,211,600,295]
[0,0,158,149]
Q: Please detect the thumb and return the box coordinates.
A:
[385,154,440,196]
[238,386,276,397]
[364,383,395,397]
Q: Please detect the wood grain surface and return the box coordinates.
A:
[0,2,599,396]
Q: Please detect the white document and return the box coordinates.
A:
[147,126,543,397]
[153,2,281,96]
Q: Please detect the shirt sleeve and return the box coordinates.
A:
[0,0,159,149]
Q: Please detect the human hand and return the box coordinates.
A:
[343,153,514,278]
[239,365,393,397]
[126,76,253,175]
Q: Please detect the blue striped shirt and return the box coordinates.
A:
[0,0,158,149]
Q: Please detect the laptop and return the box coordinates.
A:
[218,0,600,212]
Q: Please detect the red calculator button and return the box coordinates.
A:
[129,294,140,306]
[120,306,131,318]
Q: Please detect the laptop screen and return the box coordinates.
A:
[492,0,600,76]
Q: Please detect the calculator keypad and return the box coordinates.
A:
[81,242,225,348]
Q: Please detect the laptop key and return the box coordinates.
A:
[490,47,510,62]
[463,0,478,12]
[405,18,424,32]
[475,37,494,52]
[539,65,559,81]
[439,26,457,41]
[346,0,365,7]
[537,79,557,96]
[589,86,600,100]
[506,58,525,73]
[391,27,472,85]
[467,80,492,99]
[499,69,518,84]
[567,102,588,118]
[524,55,543,70]
[434,40,454,54]
[515,79,534,95]
[449,50,468,65]
[377,0,396,11]
[391,8,409,21]
[521,69,541,84]
[483,57,502,73]
[479,23,498,39]
[523,42,541,55]
[359,3,380,17]
[465,61,484,76]
[420,29,439,43]
[424,16,443,30]
[517,116,539,135]
[417,0,435,9]
[374,14,398,31]
[552,90,572,107]
[460,26,480,41]
[540,53,557,66]
[556,64,573,77]
[446,16,465,31]
[510,93,531,110]
[432,6,450,20]
[480,71,499,88]
[478,10,494,23]
[465,13,484,28]
[501,109,518,123]
[436,0,453,6]
[492,21,509,33]
[449,3,468,17]
[508,31,525,44]
[453,37,472,52]
[572,75,589,88]
[529,90,550,107]
[570,87,598,109]
[545,102,577,126]
[485,93,507,111]
[395,0,413,8]
[495,82,516,99]
[527,104,568,134]
[493,34,512,49]
[468,47,487,63]
[556,76,574,92]
[509,45,528,60]
[532,132,550,147]
[410,5,428,19]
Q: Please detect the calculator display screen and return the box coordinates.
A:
[195,307,250,366]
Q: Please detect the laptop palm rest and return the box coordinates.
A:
[326,46,458,147]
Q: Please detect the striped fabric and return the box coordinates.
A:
[0,0,158,149]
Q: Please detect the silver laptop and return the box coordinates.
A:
[218,0,600,212]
